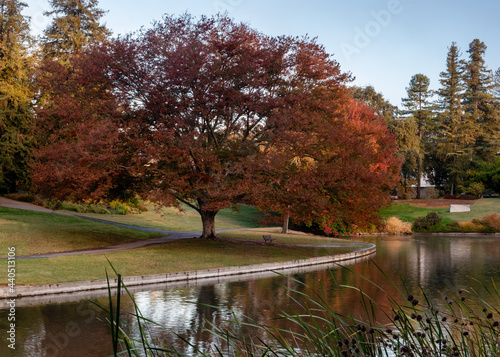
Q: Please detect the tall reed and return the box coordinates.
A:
[97,261,500,356]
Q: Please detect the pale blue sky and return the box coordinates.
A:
[25,0,500,107]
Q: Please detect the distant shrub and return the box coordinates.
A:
[60,202,83,212]
[43,198,146,215]
[124,197,148,212]
[86,204,111,214]
[443,194,459,199]
[412,212,442,231]
[109,200,130,215]
[5,193,36,203]
[424,187,439,199]
[43,199,62,210]
[467,182,485,197]
[483,188,496,196]
[457,221,487,233]
[446,221,460,231]
[460,194,479,200]
[60,201,111,214]
[108,199,145,215]
[385,217,412,234]
[482,213,500,231]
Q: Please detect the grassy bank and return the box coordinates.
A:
[0,202,267,258]
[3,235,361,285]
[218,227,360,245]
[64,203,267,231]
[380,198,500,223]
[0,207,161,257]
[0,204,365,285]
[379,198,500,233]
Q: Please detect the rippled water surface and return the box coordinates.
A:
[1,234,500,356]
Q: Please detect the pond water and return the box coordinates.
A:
[1,234,500,356]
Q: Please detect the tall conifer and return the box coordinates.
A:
[0,0,33,192]
[42,0,110,60]
[434,43,472,194]
[493,67,500,98]
[463,39,500,161]
[401,74,434,198]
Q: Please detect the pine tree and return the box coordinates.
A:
[0,0,33,193]
[42,0,110,60]
[493,67,500,98]
[401,74,434,198]
[351,85,398,127]
[393,118,421,199]
[434,42,473,195]
[463,39,500,161]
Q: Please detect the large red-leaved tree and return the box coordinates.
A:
[33,14,400,239]
[105,14,355,238]
[248,88,401,233]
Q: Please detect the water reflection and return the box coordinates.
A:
[1,235,500,356]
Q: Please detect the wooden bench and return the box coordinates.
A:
[262,234,276,245]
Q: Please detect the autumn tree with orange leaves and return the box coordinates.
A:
[249,93,400,234]
[33,14,400,239]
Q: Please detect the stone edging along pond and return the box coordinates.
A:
[0,244,376,299]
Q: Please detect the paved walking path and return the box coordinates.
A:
[0,197,365,260]
[0,197,73,215]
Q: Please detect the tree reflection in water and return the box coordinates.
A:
[2,235,500,356]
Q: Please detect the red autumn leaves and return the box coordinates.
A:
[32,14,400,238]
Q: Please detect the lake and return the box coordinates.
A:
[1,234,500,356]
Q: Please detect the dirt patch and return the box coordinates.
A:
[397,198,478,208]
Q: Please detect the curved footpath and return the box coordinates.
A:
[0,197,250,259]
[0,197,376,298]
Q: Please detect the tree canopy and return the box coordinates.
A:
[400,74,434,199]
[42,0,110,60]
[0,0,33,193]
[32,14,401,238]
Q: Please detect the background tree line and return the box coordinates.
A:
[353,40,500,199]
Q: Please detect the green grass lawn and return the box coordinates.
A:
[443,198,500,222]
[217,227,362,246]
[0,204,366,285]
[0,207,161,257]
[3,235,361,285]
[379,198,500,223]
[67,203,267,231]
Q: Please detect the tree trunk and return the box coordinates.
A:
[450,150,456,196]
[416,160,422,199]
[416,170,421,199]
[282,215,289,234]
[200,210,218,239]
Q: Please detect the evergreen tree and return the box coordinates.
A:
[351,85,398,127]
[401,74,434,198]
[434,42,473,195]
[493,67,500,98]
[463,39,500,161]
[393,118,421,198]
[42,0,110,60]
[0,0,33,193]
[34,0,111,197]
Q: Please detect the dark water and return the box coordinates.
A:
[1,234,500,356]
